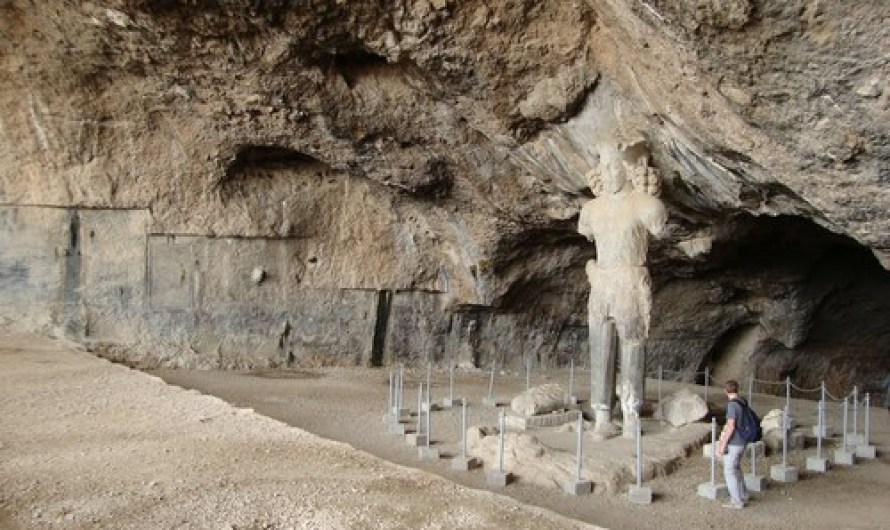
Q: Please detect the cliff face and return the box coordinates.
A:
[1,1,888,392]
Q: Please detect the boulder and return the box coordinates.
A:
[654,388,708,427]
[510,384,568,417]
[764,427,807,452]
[760,409,796,433]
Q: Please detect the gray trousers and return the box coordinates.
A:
[723,444,748,505]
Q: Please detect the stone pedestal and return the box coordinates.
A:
[833,449,856,466]
[486,471,510,488]
[744,474,766,492]
[806,456,829,473]
[627,485,652,505]
[405,433,427,447]
[855,445,876,459]
[563,480,593,496]
[770,464,799,483]
[451,455,480,471]
[697,482,728,500]
[418,446,440,460]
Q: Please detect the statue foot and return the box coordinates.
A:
[590,410,620,441]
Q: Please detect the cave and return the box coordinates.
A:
[1,1,889,528]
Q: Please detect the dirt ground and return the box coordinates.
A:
[1,333,888,529]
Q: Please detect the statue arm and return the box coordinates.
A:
[640,196,668,238]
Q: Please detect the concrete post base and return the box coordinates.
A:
[847,434,865,445]
[388,422,407,435]
[562,480,593,496]
[451,455,480,471]
[770,464,799,483]
[405,433,427,447]
[482,397,498,407]
[744,474,766,492]
[806,456,829,473]
[627,485,652,504]
[418,446,440,460]
[565,395,579,406]
[441,397,463,408]
[855,445,876,459]
[697,482,728,500]
[812,425,834,438]
[833,449,856,466]
[486,471,510,488]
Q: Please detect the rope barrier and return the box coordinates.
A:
[789,383,822,393]
[752,378,786,386]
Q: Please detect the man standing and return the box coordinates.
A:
[718,379,749,509]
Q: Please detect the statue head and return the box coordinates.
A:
[601,156,628,195]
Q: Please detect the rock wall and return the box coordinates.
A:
[1,1,888,392]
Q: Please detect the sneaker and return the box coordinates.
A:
[722,502,744,510]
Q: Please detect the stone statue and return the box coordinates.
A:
[577,146,667,439]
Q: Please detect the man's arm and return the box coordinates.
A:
[718,418,736,455]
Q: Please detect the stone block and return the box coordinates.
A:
[847,433,865,445]
[770,464,798,483]
[483,397,498,407]
[563,480,593,496]
[486,471,510,488]
[855,445,876,459]
[627,485,652,505]
[806,456,829,473]
[506,409,581,431]
[702,441,764,459]
[565,395,579,406]
[833,449,856,466]
[405,433,427,447]
[697,482,728,500]
[655,388,708,426]
[744,474,766,492]
[511,384,568,416]
[451,455,480,471]
[418,446,440,460]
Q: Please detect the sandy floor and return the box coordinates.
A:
[0,334,592,530]
[2,333,889,529]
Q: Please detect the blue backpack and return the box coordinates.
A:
[732,398,762,443]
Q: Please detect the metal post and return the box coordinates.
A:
[852,386,859,440]
[816,399,824,459]
[398,365,404,413]
[426,362,432,405]
[575,411,584,481]
[569,359,575,400]
[785,376,791,412]
[864,393,871,446]
[782,405,789,467]
[751,439,757,475]
[388,370,394,415]
[461,400,468,458]
[842,397,849,448]
[487,361,495,401]
[636,415,643,488]
[709,417,717,485]
[425,382,432,449]
[416,382,423,435]
[498,408,506,472]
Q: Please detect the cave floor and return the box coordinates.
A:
[1,333,888,530]
[151,364,890,530]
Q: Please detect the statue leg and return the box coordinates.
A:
[619,339,645,439]
[590,318,619,440]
